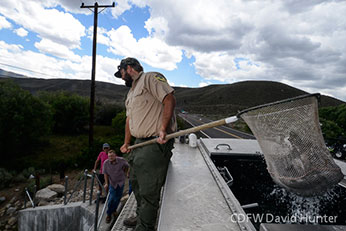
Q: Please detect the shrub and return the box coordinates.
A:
[112,110,126,134]
[0,80,53,160]
[335,104,346,131]
[319,104,346,138]
[319,105,346,149]
[77,138,109,169]
[0,168,14,189]
[76,135,126,168]
[320,118,343,140]
[39,91,89,134]
[21,167,36,179]
[26,175,53,193]
[13,173,26,183]
[95,104,123,126]
[47,156,75,175]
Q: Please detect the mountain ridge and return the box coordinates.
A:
[1,72,344,116]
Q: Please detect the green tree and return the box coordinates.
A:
[112,110,126,134]
[319,104,346,142]
[0,80,53,160]
[335,104,346,131]
[95,104,123,126]
[39,91,89,134]
[319,118,343,140]
[77,135,125,168]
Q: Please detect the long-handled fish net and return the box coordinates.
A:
[238,93,343,196]
[128,93,343,196]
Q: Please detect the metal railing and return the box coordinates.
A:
[61,169,110,231]
[64,169,109,231]
[89,189,110,231]
[23,169,110,231]
[23,186,36,209]
[88,170,110,231]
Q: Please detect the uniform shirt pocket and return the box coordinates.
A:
[132,89,151,110]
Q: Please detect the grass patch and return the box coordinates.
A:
[12,125,121,172]
[93,125,117,138]
[19,134,88,170]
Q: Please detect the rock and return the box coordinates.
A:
[47,184,65,194]
[6,207,16,215]
[0,197,6,204]
[7,217,17,226]
[9,196,16,204]
[25,202,32,208]
[35,188,57,201]
[14,200,21,207]
[0,208,6,217]
[10,197,17,204]
[38,200,49,206]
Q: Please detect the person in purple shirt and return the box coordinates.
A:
[93,143,110,201]
[103,149,129,223]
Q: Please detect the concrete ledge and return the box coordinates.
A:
[18,202,94,231]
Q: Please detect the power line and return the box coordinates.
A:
[0,62,60,78]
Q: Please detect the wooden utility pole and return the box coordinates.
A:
[81,2,115,147]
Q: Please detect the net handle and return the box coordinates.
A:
[128,93,320,150]
[128,116,238,149]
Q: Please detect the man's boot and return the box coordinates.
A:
[105,215,111,224]
[123,216,137,227]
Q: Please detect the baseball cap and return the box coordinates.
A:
[114,57,140,78]
[103,143,110,149]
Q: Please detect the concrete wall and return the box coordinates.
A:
[18,202,94,231]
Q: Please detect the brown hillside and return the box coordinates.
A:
[2,78,344,116]
[5,78,129,105]
[174,81,344,116]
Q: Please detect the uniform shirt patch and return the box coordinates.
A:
[154,75,167,82]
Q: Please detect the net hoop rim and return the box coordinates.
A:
[237,93,321,118]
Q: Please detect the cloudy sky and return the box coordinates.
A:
[1,0,346,101]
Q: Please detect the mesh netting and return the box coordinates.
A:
[239,94,343,196]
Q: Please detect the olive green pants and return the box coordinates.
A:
[129,138,173,231]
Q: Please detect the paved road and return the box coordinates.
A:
[178,113,255,139]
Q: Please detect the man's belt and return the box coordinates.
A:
[136,136,158,142]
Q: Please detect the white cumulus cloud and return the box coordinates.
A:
[106,25,182,71]
[1,0,346,101]
[0,0,85,49]
[132,0,346,101]
[0,15,11,29]
[14,27,28,37]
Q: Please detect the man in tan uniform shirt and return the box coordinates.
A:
[114,57,176,231]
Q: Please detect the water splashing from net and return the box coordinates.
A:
[267,184,343,224]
